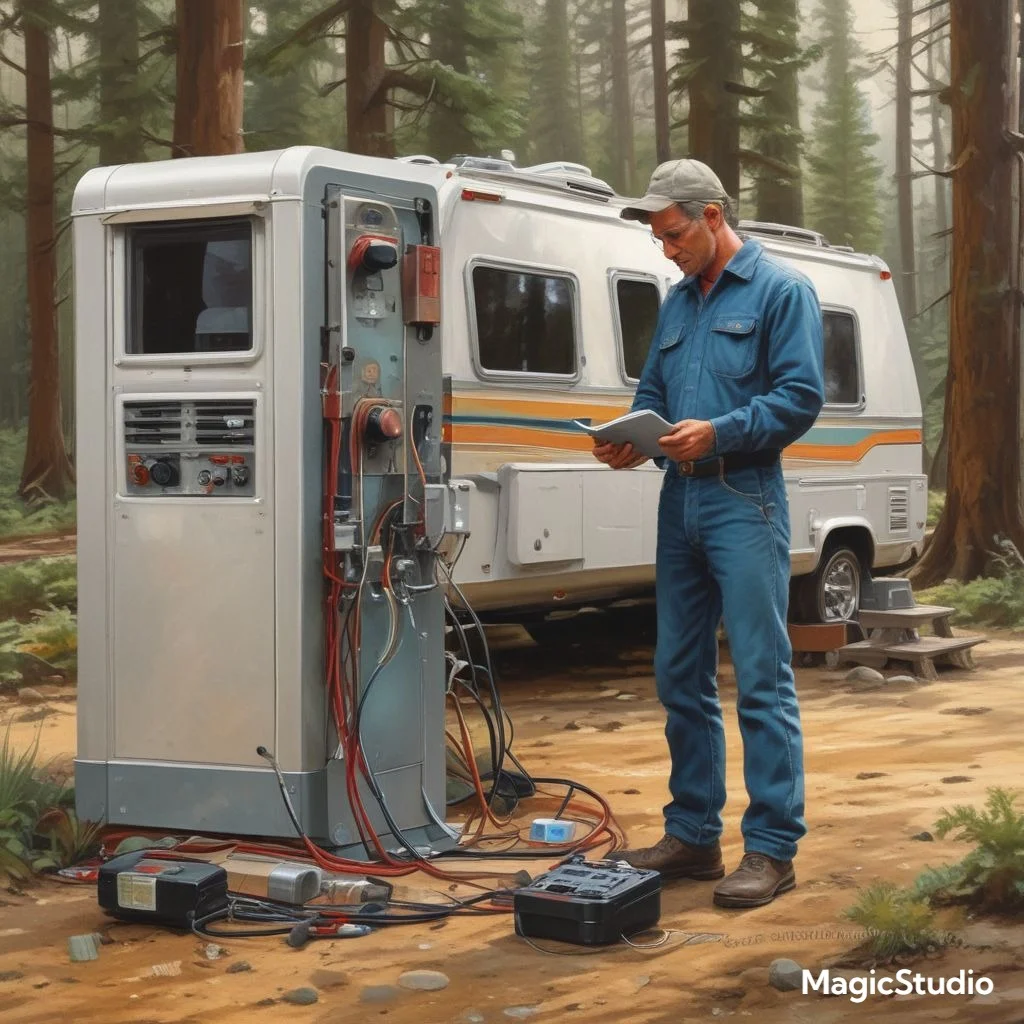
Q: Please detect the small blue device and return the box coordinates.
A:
[529,818,576,843]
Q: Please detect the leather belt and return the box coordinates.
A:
[673,449,780,478]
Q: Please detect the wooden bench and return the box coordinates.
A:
[836,604,985,680]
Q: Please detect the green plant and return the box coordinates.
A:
[927,491,944,528]
[0,722,90,881]
[13,606,77,672]
[0,721,43,820]
[31,807,102,871]
[917,571,1024,630]
[1,605,77,687]
[843,881,942,960]
[0,724,45,882]
[0,428,76,540]
[0,555,78,620]
[921,787,1024,911]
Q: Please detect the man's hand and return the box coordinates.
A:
[592,439,649,469]
[658,419,716,462]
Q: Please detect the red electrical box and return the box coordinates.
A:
[402,244,441,325]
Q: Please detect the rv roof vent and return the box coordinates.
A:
[448,155,517,173]
[518,161,615,199]
[565,177,615,199]
[397,154,440,165]
[831,244,855,252]
[521,161,594,177]
[738,220,830,247]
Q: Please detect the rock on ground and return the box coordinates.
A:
[281,987,318,1005]
[769,958,803,992]
[398,969,450,991]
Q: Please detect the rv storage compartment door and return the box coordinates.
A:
[502,466,583,566]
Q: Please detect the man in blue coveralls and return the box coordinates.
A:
[594,159,825,908]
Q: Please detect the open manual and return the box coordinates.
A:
[573,409,675,459]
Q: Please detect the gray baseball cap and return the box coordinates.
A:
[620,158,730,221]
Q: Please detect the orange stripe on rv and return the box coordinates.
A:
[785,429,922,462]
[446,424,923,460]
[452,395,631,421]
[452,425,597,451]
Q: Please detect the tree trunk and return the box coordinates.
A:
[651,0,670,164]
[19,1,74,502]
[687,0,740,197]
[172,0,244,158]
[98,0,145,164]
[930,421,948,490]
[927,6,949,326]
[346,0,391,157]
[895,0,917,318]
[610,0,634,192]
[910,0,1024,586]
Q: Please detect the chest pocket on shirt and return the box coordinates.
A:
[708,314,760,379]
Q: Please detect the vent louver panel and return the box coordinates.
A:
[194,400,255,447]
[124,402,183,446]
[888,487,909,533]
[124,399,255,450]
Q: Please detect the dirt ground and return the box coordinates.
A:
[1,626,1023,1024]
[0,530,77,565]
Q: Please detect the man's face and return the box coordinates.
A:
[649,204,716,277]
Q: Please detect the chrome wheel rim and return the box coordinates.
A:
[821,554,859,622]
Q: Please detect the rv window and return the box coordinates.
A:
[128,219,253,355]
[823,310,860,405]
[472,265,576,375]
[615,278,661,379]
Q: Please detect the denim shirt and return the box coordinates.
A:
[632,238,825,458]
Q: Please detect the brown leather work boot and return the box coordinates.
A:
[614,835,725,881]
[712,852,795,908]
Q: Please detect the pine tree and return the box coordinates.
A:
[743,0,811,225]
[528,0,583,164]
[245,0,330,151]
[7,0,75,499]
[258,0,524,159]
[413,0,525,160]
[804,0,882,252]
[910,0,1024,585]
[668,0,743,198]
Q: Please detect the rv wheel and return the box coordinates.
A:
[795,544,862,624]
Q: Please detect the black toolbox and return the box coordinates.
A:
[512,855,661,946]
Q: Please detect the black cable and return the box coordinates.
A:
[444,598,483,702]
[438,562,509,787]
[432,774,618,860]
[191,887,509,941]
[449,671,507,801]
[465,660,535,799]
[554,785,576,821]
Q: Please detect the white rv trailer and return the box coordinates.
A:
[74,147,928,638]
[430,155,928,627]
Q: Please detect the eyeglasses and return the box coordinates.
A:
[651,220,698,250]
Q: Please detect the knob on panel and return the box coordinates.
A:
[149,460,179,487]
[364,407,403,443]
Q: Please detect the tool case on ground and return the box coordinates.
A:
[512,855,661,946]
[98,849,229,928]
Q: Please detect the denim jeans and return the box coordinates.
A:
[653,462,806,862]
